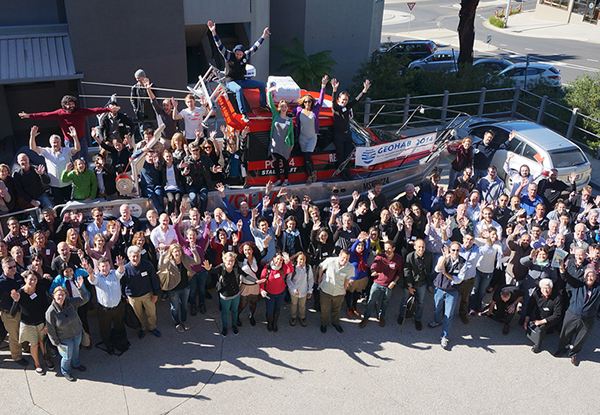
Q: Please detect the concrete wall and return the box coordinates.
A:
[269,0,384,89]
[0,0,67,26]
[64,0,188,112]
[534,2,571,22]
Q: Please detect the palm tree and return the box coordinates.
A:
[276,38,337,90]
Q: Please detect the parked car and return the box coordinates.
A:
[408,50,459,72]
[473,58,513,72]
[499,62,562,88]
[373,40,437,63]
[453,117,591,191]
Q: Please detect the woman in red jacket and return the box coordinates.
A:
[260,252,293,332]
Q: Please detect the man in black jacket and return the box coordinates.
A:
[556,266,600,366]
[331,78,371,181]
[398,239,432,330]
[524,278,563,354]
[13,153,52,209]
[537,170,576,212]
[99,101,137,142]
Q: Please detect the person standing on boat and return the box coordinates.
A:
[207,20,270,124]
[331,78,371,181]
[447,137,474,191]
[19,95,112,162]
[293,75,329,186]
[267,88,294,186]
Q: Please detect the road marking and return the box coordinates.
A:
[525,48,533,51]
[588,59,599,63]
[500,44,507,46]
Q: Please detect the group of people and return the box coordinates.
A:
[2,21,599,383]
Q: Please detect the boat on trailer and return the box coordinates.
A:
[6,70,448,234]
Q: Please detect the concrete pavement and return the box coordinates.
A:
[1,288,600,415]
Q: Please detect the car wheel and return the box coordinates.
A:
[504,172,513,192]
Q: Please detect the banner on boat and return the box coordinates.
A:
[355,132,436,167]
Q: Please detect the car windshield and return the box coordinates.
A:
[549,148,587,167]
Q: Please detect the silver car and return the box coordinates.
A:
[407,50,459,72]
[455,118,591,191]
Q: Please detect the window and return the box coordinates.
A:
[506,137,523,153]
[522,144,540,161]
[549,149,588,168]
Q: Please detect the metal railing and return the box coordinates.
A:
[359,87,600,157]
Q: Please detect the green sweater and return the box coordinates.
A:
[60,168,98,200]
[268,91,294,148]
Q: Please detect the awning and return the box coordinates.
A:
[0,30,82,85]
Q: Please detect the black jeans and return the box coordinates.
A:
[303,152,314,176]
[558,310,595,357]
[272,153,289,181]
[97,301,127,350]
[166,191,183,216]
[333,132,353,175]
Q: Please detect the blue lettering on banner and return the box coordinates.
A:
[355,132,436,167]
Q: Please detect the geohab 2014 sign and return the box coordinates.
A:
[355,132,436,167]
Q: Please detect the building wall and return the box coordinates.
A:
[63,0,188,112]
[0,0,67,26]
[269,0,384,89]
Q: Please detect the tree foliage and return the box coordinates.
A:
[276,38,337,90]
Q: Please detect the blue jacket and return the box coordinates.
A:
[49,269,91,298]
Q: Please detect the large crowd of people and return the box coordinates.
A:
[1,21,600,383]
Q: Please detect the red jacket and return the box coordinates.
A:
[29,107,110,142]
[260,262,294,295]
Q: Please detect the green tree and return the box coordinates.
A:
[276,38,337,90]
[566,72,600,133]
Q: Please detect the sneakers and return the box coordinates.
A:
[138,330,146,339]
[378,315,386,328]
[306,175,313,186]
[290,318,296,326]
[272,180,281,187]
[359,318,369,328]
[65,373,75,382]
[150,329,162,337]
[232,326,239,336]
[175,324,185,333]
[221,327,228,337]
[282,180,290,186]
[241,114,250,123]
[183,322,191,331]
[571,355,580,366]
[311,171,317,183]
[469,310,476,316]
[300,318,307,327]
[428,321,442,329]
[415,320,423,331]
[441,337,449,350]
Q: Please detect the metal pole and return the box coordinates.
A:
[478,87,487,117]
[364,97,371,125]
[566,107,579,139]
[441,90,449,123]
[504,0,512,28]
[523,55,530,91]
[537,95,548,125]
[409,10,412,34]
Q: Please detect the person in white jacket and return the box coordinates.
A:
[471,228,503,314]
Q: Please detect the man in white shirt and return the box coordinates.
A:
[29,125,80,205]
[172,94,210,142]
[150,213,177,253]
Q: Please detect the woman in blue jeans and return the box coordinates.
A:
[45,276,89,381]
[204,252,244,337]
[471,228,503,314]
[260,252,294,332]
[158,243,201,333]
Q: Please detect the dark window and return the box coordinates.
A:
[522,144,539,161]
[549,149,588,167]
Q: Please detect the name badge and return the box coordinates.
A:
[141,271,148,277]
[543,307,550,311]
[357,218,362,223]
[46,249,51,256]
[411,236,417,241]
[274,272,281,279]
[342,107,347,112]
[228,246,233,251]
[285,120,291,126]
[30,292,37,300]
[234,154,239,159]
[323,252,329,257]
[22,241,28,245]
[390,263,396,269]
